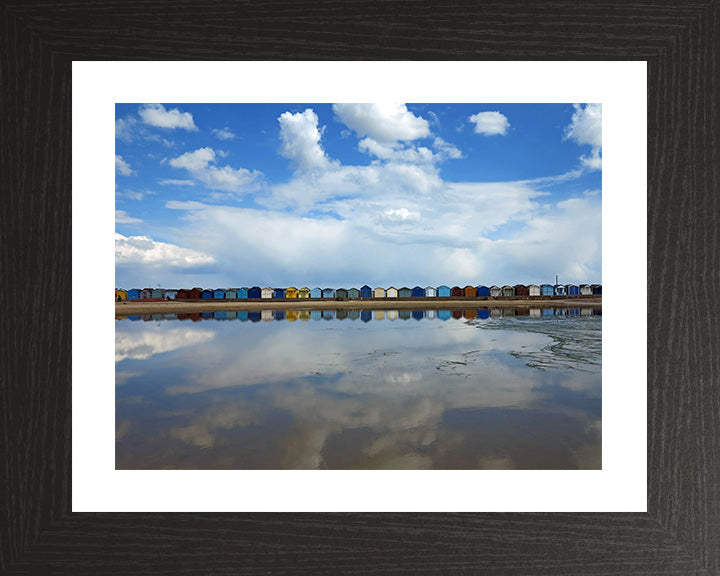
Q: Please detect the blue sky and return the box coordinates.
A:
[115,103,601,289]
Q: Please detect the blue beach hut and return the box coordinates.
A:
[127,289,140,300]
[336,288,349,299]
[476,285,490,297]
[541,284,554,296]
[214,289,226,299]
[348,288,360,299]
[437,285,451,297]
[310,287,322,298]
[202,289,213,299]
[592,284,602,294]
[398,287,412,298]
[412,286,425,297]
[225,289,237,299]
[360,285,373,298]
[322,288,335,298]
[248,286,261,299]
[238,287,249,299]
[566,284,579,296]
[554,284,566,296]
[273,288,285,298]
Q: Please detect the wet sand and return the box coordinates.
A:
[116,296,601,315]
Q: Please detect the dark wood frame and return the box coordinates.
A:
[2,1,718,573]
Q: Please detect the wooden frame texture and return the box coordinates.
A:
[2,1,718,574]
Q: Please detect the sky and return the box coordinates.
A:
[115,102,601,290]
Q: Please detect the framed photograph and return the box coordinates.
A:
[3,1,718,573]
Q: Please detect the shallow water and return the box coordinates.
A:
[116,308,601,469]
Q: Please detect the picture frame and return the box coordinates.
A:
[2,1,718,573]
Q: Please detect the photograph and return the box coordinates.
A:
[115,102,602,470]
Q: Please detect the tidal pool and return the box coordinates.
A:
[115,308,601,469]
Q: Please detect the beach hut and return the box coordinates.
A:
[463,309,477,320]
[464,285,475,297]
[310,310,322,321]
[476,285,490,297]
[451,286,463,297]
[336,309,348,320]
[477,309,490,320]
[285,287,298,298]
[528,284,541,296]
[176,289,189,299]
[261,310,273,321]
[398,287,412,298]
[237,311,249,321]
[273,310,285,321]
[412,286,425,297]
[348,288,360,299]
[200,312,212,320]
[189,288,202,299]
[386,287,398,298]
[273,288,285,299]
[286,310,298,322]
[437,285,451,297]
[412,310,425,321]
[554,284,567,296]
[386,309,398,321]
[225,289,237,299]
[360,285,373,298]
[348,309,360,320]
[336,288,349,299]
[298,287,311,298]
[215,311,227,320]
[152,288,163,299]
[310,287,322,298]
[361,310,372,323]
[214,289,226,299]
[399,310,411,320]
[514,284,529,296]
[298,310,311,321]
[566,284,579,296]
[248,286,261,299]
[261,287,273,299]
[140,289,152,299]
[452,310,463,320]
[541,284,554,296]
[238,287,249,299]
[437,309,451,321]
[425,286,437,297]
[248,311,261,322]
[580,284,593,295]
[502,285,515,297]
[165,290,177,300]
[374,310,385,321]
[489,286,502,297]
[322,288,335,298]
[323,310,335,320]
[426,309,436,320]
[201,289,213,299]
[374,287,386,298]
[592,284,602,295]
[115,289,127,301]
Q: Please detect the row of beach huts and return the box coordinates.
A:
[115,283,602,301]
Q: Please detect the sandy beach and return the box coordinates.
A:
[116,296,601,315]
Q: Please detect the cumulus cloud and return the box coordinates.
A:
[278,108,336,171]
[115,232,216,267]
[115,117,137,142]
[138,103,197,131]
[115,210,142,224]
[115,155,134,176]
[469,111,510,136]
[169,147,261,192]
[115,328,214,362]
[564,103,602,171]
[333,103,430,144]
[212,127,236,140]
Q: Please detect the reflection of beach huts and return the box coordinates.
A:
[214,289,225,299]
[374,287,386,298]
[248,311,261,322]
[386,309,398,321]
[286,310,298,322]
[425,286,437,297]
[285,287,299,298]
[412,286,425,297]
[361,310,372,322]
[298,310,311,321]
[238,287,249,299]
[463,309,477,320]
[528,284,541,296]
[398,287,412,298]
[464,285,475,297]
[476,285,490,297]
[554,284,566,296]
[336,309,348,320]
[437,285,451,297]
[437,309,451,321]
[386,287,398,298]
[273,288,285,299]
[514,284,529,296]
[451,286,463,297]
[310,310,322,321]
[261,287,273,299]
[248,286,261,299]
[477,309,490,319]
[452,310,463,319]
[374,310,385,320]
[502,285,515,297]
[348,288,360,299]
[360,285,373,298]
[322,288,335,298]
[412,310,425,321]
[541,284,554,296]
[398,309,411,320]
[298,287,311,298]
[201,289,213,299]
[348,309,360,320]
[322,310,335,320]
[310,287,322,298]
[580,284,593,295]
[336,288,349,299]
[566,284,579,296]
[261,310,273,321]
[592,284,602,295]
[489,286,501,297]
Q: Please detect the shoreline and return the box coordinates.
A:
[116,296,601,315]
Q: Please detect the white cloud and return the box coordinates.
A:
[115,233,216,267]
[564,104,602,171]
[158,179,196,186]
[115,117,137,142]
[333,103,430,144]
[212,127,236,140]
[433,137,463,159]
[469,111,510,136]
[278,108,336,171]
[169,147,261,193]
[138,103,197,131]
[115,328,214,362]
[115,155,134,176]
[380,208,421,224]
[115,210,142,224]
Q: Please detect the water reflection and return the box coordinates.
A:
[116,308,601,470]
